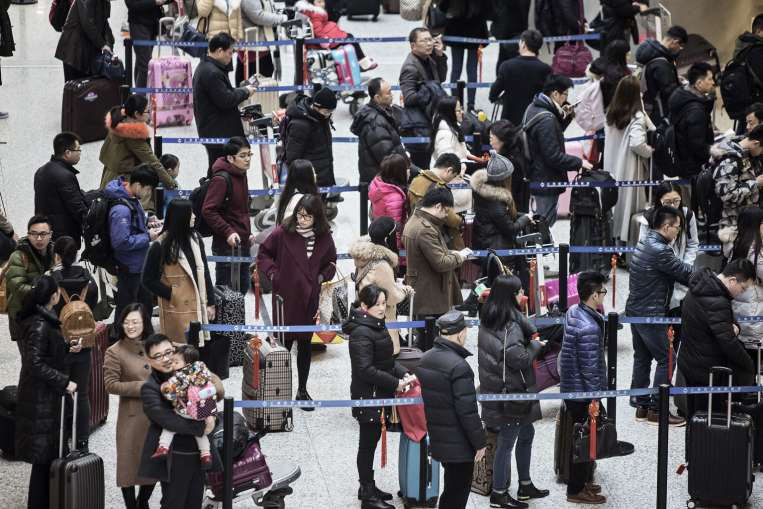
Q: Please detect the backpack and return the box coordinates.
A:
[720,43,763,120]
[570,169,618,217]
[521,110,555,161]
[569,172,614,276]
[81,190,135,276]
[49,0,71,32]
[575,80,605,132]
[650,117,681,178]
[190,172,233,237]
[695,154,737,239]
[638,57,670,119]
[460,110,491,156]
[59,286,97,349]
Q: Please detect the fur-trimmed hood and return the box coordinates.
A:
[469,169,515,207]
[295,0,325,14]
[348,235,399,270]
[104,111,151,140]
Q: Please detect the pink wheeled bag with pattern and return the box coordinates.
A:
[147,16,193,127]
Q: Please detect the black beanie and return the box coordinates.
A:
[312,86,338,110]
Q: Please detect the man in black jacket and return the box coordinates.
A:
[490,0,531,71]
[193,32,257,170]
[731,14,763,128]
[635,25,688,123]
[679,259,755,420]
[126,0,167,89]
[138,334,218,509]
[399,27,447,169]
[417,311,485,509]
[350,77,407,184]
[600,0,649,48]
[33,132,88,249]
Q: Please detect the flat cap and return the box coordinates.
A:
[437,310,466,335]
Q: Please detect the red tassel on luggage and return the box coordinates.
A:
[252,268,260,319]
[667,326,674,383]
[380,408,388,469]
[249,335,262,389]
[477,45,484,83]
[611,254,617,308]
[529,259,536,315]
[589,400,599,461]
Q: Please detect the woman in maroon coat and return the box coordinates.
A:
[257,194,337,407]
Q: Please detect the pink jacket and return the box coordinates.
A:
[369,176,407,253]
[295,1,347,44]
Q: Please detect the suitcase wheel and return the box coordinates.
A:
[687,501,696,509]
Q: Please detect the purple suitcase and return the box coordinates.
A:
[205,439,273,499]
[147,18,193,127]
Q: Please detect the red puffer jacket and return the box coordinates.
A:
[296,0,347,45]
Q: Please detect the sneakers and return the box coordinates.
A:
[151,445,169,459]
[567,488,606,505]
[647,410,686,427]
[635,407,648,421]
[296,389,315,411]
[516,482,550,501]
[359,57,379,72]
[489,491,528,508]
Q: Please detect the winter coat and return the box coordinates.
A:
[104,177,150,274]
[679,268,755,386]
[489,0,530,40]
[5,238,54,323]
[104,338,154,487]
[34,157,88,247]
[350,101,407,183]
[635,39,679,122]
[54,0,114,73]
[731,32,763,117]
[399,51,448,138]
[407,169,469,249]
[478,314,541,427]
[125,0,162,31]
[600,0,640,47]
[348,236,407,353]
[523,93,581,196]
[668,86,715,178]
[604,111,654,242]
[0,211,13,238]
[401,209,463,316]
[192,54,249,140]
[711,139,763,232]
[732,284,763,347]
[201,158,252,253]
[626,229,693,317]
[368,176,407,232]
[430,119,470,167]
[196,0,244,40]
[241,0,284,55]
[343,307,408,423]
[14,306,73,464]
[561,303,606,393]
[417,337,486,463]
[442,0,489,48]
[489,56,551,126]
[470,169,530,250]
[283,96,336,187]
[257,225,336,342]
[295,0,346,42]
[598,61,630,110]
[50,265,98,316]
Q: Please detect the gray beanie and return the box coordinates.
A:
[486,151,514,182]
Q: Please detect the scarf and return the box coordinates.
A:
[296,225,316,258]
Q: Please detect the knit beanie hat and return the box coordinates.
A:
[312,86,338,110]
[368,216,397,246]
[486,151,514,182]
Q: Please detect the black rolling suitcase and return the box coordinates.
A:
[62,78,121,143]
[50,394,105,509]
[345,0,380,19]
[687,367,754,508]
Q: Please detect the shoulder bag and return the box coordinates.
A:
[572,400,618,463]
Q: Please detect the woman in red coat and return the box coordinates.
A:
[257,194,337,407]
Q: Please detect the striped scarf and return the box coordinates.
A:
[296,225,316,258]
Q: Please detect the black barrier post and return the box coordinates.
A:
[424,316,437,352]
[359,182,369,236]
[294,37,305,86]
[187,321,200,348]
[223,397,234,509]
[559,243,569,312]
[124,38,133,89]
[155,186,165,220]
[119,84,130,105]
[154,135,163,158]
[606,312,619,421]
[656,384,669,509]
[456,80,466,105]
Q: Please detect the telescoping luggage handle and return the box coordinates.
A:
[231,244,241,293]
[708,366,733,429]
[58,392,78,459]
[758,342,762,404]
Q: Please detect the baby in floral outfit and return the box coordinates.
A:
[152,345,217,467]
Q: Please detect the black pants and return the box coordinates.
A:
[115,270,153,324]
[340,33,366,60]
[285,333,311,392]
[235,51,275,86]
[160,453,203,509]
[357,421,382,483]
[450,45,479,109]
[130,23,154,89]
[566,400,594,496]
[67,351,92,442]
[28,462,51,509]
[440,461,474,509]
[512,176,530,214]
[405,144,432,171]
[205,145,226,174]
[121,484,156,509]
[63,63,89,82]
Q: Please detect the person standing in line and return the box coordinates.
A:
[275,159,319,226]
[490,0,531,71]
[238,0,287,84]
[488,120,530,213]
[54,0,114,81]
[730,15,763,131]
[125,0,167,89]
[635,25,688,124]
[442,1,488,112]
[416,311,486,509]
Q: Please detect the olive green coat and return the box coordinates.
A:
[5,238,54,325]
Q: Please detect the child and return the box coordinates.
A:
[152,345,217,467]
[295,0,378,71]
[160,153,180,179]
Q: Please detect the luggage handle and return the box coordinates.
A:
[407,292,414,346]
[58,392,78,459]
[273,294,285,347]
[708,366,733,429]
[157,16,177,58]
[758,342,762,404]
[231,244,241,293]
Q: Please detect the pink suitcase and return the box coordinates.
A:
[544,274,580,308]
[331,45,361,86]
[556,141,592,219]
[147,17,193,127]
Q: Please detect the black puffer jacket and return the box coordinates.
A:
[125,0,163,31]
[668,86,715,178]
[600,0,641,47]
[416,337,486,463]
[192,54,249,140]
[350,101,407,184]
[679,268,755,386]
[635,39,679,121]
[490,0,530,39]
[470,169,531,250]
[33,157,88,248]
[523,94,581,196]
[626,229,693,317]
[343,307,407,423]
[284,95,335,187]
[15,306,72,464]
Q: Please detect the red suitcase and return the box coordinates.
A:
[88,322,109,430]
[205,439,273,499]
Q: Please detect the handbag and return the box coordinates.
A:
[93,50,126,81]
[179,18,209,59]
[311,263,349,345]
[425,2,447,34]
[400,0,423,21]
[572,400,618,463]
[552,42,593,78]
[533,341,561,392]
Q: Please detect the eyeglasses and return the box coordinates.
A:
[597,289,608,296]
[296,212,313,220]
[28,231,51,239]
[149,348,176,361]
[661,198,681,207]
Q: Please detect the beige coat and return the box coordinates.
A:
[197,0,244,40]
[348,236,408,354]
[103,339,154,487]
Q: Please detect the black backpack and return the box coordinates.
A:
[720,43,763,120]
[81,190,135,275]
[190,172,233,237]
[570,170,618,217]
[569,171,616,276]
[651,117,681,178]
[695,154,738,240]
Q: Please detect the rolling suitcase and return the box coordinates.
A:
[88,322,109,430]
[216,246,247,367]
[399,434,440,507]
[470,429,497,495]
[331,45,362,86]
[553,401,576,483]
[205,438,273,498]
[345,0,380,19]
[382,0,399,13]
[62,78,122,143]
[50,394,105,509]
[397,294,423,372]
[147,16,193,127]
[687,367,754,507]
[241,27,280,115]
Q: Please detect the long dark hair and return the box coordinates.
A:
[277,159,319,225]
[160,199,194,265]
[17,275,59,321]
[379,154,409,189]
[54,236,79,269]
[113,303,155,342]
[480,275,523,331]
[732,207,763,272]
[430,96,464,153]
[490,119,526,177]
[648,182,688,251]
[606,75,642,130]
[284,194,331,236]
[109,94,148,129]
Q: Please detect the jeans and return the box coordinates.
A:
[160,452,203,509]
[67,351,92,442]
[357,421,382,483]
[440,461,474,509]
[565,400,594,496]
[115,270,153,326]
[212,247,250,294]
[492,422,534,492]
[532,194,560,227]
[130,23,154,89]
[630,323,670,410]
[28,463,51,509]
[450,45,479,109]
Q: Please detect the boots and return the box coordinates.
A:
[357,480,392,501]
[359,482,394,509]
